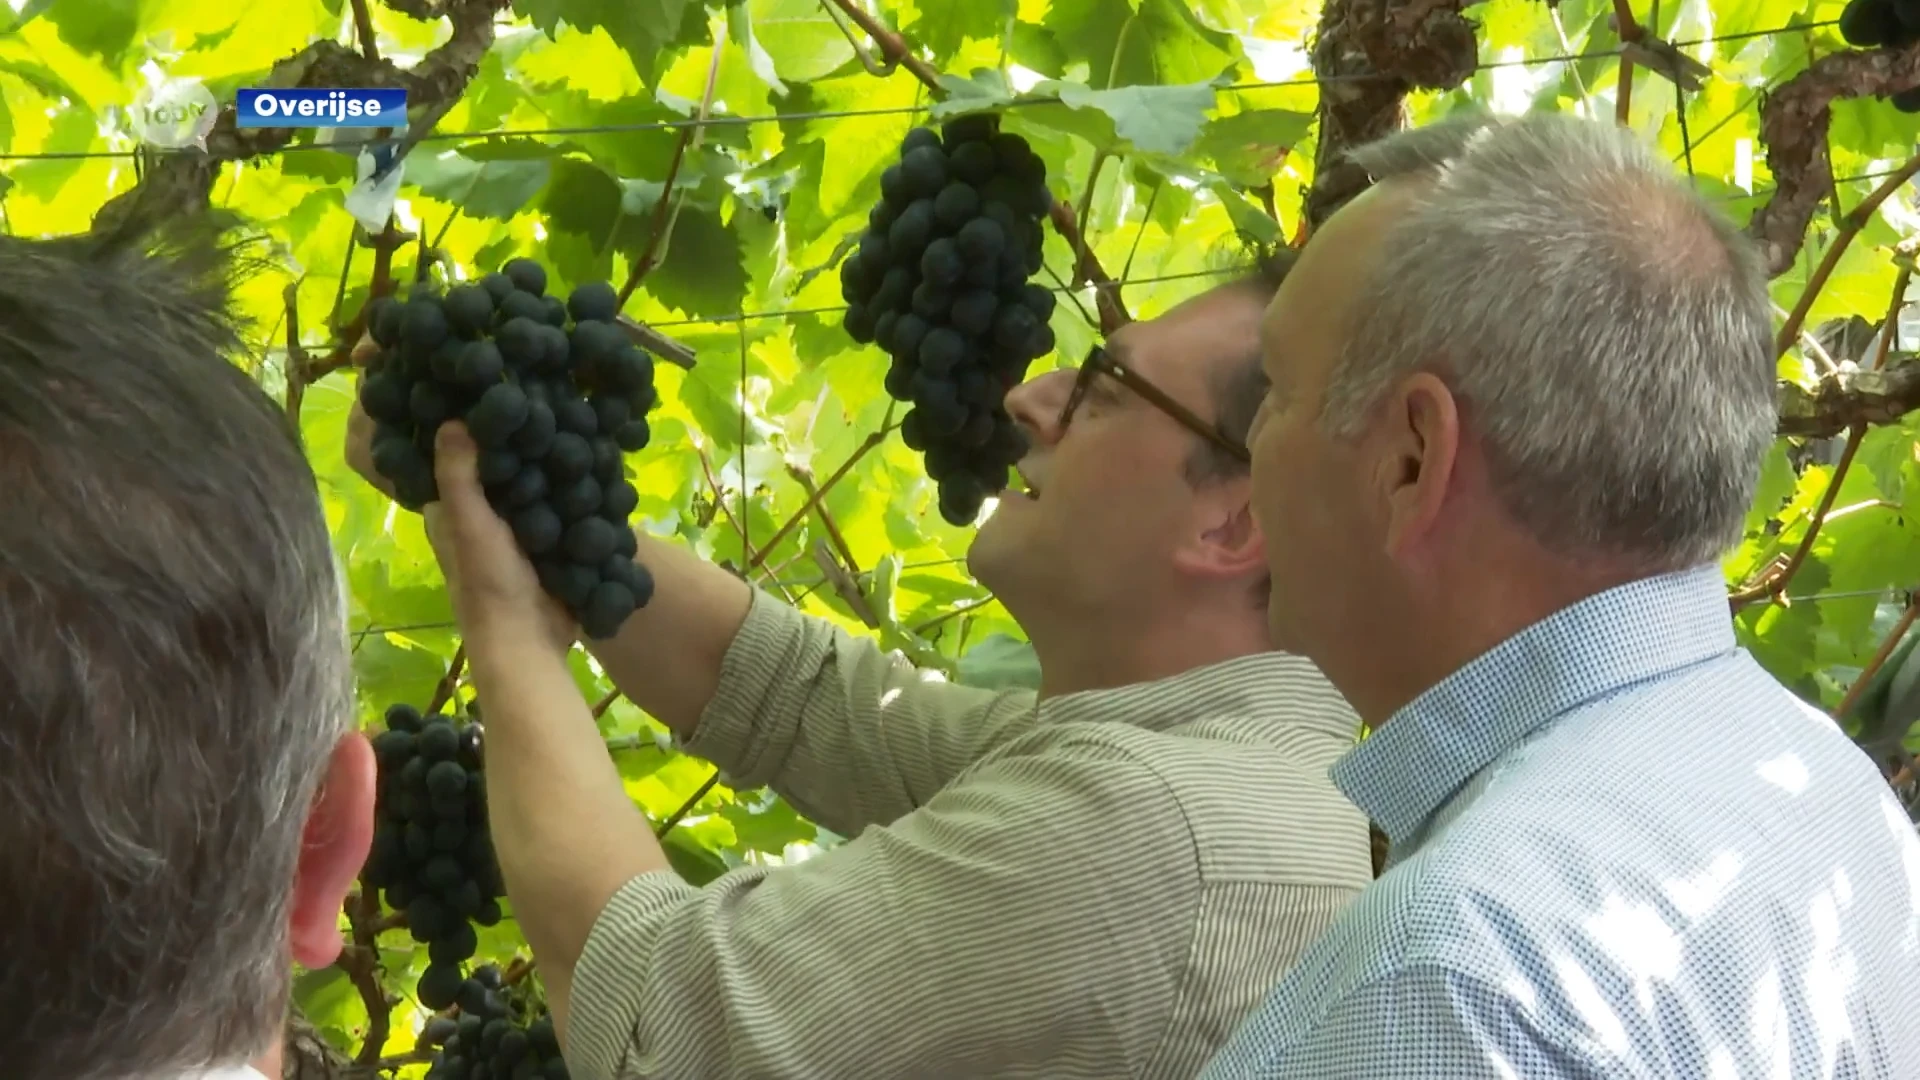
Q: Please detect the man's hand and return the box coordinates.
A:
[422,422,578,657]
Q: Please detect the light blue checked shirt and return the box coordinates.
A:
[1203,565,1920,1078]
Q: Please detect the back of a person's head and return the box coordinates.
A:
[0,220,354,1077]
[1328,109,1778,572]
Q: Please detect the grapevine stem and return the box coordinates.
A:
[909,594,994,635]
[1733,258,1920,611]
[655,771,722,837]
[1071,150,1110,291]
[745,422,900,571]
[349,0,380,61]
[1727,422,1866,611]
[821,0,943,89]
[617,42,725,308]
[1775,146,1920,358]
[426,644,467,716]
[1833,593,1918,723]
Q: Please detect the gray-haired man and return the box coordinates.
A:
[0,222,375,1080]
[1206,110,1920,1078]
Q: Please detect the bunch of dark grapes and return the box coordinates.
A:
[421,966,570,1080]
[1840,0,1920,110]
[365,704,507,1012]
[839,113,1054,526]
[357,257,657,639]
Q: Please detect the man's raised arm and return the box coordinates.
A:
[586,537,1039,832]
[346,388,1037,835]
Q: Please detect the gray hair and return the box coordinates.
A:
[0,219,354,1077]
[1325,110,1778,569]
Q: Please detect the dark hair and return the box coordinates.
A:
[1183,246,1296,486]
[0,219,354,1078]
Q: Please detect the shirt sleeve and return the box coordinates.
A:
[564,731,1200,1080]
[678,586,1042,836]
[1211,964,1620,1080]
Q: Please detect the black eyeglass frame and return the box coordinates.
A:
[1057,345,1251,464]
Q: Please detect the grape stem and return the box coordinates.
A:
[1833,594,1919,725]
[744,420,901,572]
[341,882,393,1066]
[1735,255,1920,612]
[616,42,726,309]
[821,0,1131,331]
[654,771,722,838]
[1724,420,1866,613]
[349,0,380,62]
[1773,146,1920,358]
[426,644,468,716]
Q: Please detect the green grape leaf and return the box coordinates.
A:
[955,633,1044,690]
[1208,180,1281,244]
[936,73,1220,157]
[1196,108,1312,186]
[408,149,554,222]
[46,0,140,68]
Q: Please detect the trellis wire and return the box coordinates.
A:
[0,18,1843,164]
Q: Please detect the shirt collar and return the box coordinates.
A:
[1331,564,1736,845]
[1038,650,1358,741]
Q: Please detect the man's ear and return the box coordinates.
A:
[288,731,376,969]
[1378,372,1460,558]
[1176,478,1268,583]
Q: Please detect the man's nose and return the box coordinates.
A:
[1004,368,1073,448]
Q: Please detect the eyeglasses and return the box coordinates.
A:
[1058,345,1250,464]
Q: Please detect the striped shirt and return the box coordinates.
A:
[567,588,1372,1079]
[1202,566,1920,1078]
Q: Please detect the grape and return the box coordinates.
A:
[369,295,405,347]
[511,401,558,459]
[901,145,949,197]
[902,126,943,154]
[934,182,981,229]
[498,463,548,509]
[362,707,509,1029]
[511,504,563,554]
[504,257,547,297]
[467,383,531,448]
[443,285,495,338]
[357,268,661,640]
[830,114,1054,523]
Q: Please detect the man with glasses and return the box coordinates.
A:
[345,254,1371,1079]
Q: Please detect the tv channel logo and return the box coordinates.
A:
[236,87,406,128]
[128,77,219,149]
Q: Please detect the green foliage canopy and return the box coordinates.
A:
[3,0,1918,1069]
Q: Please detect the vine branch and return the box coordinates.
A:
[617,43,725,309]
[1773,147,1920,355]
[1834,593,1919,723]
[745,420,901,571]
[1776,356,1920,438]
[1727,422,1865,611]
[1748,41,1920,278]
[1300,0,1479,229]
[655,772,722,838]
[91,0,507,236]
[349,0,380,61]
[426,644,467,716]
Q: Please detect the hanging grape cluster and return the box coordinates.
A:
[421,966,571,1080]
[365,704,507,1012]
[357,258,656,640]
[1840,0,1920,112]
[840,113,1054,526]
